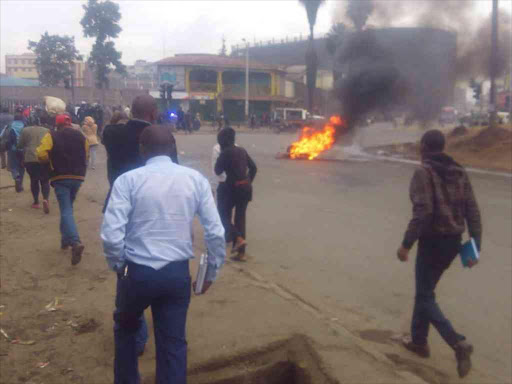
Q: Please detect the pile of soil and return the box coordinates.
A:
[449,125,468,137]
[368,126,512,172]
[451,127,512,151]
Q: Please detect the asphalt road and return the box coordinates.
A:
[177,128,512,383]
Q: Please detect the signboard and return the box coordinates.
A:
[158,66,185,91]
[190,92,214,100]
[149,90,189,100]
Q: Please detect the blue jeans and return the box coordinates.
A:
[7,150,24,182]
[411,236,465,348]
[52,179,82,245]
[114,260,191,384]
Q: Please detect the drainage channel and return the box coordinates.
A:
[187,335,338,384]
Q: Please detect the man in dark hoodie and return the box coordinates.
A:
[215,127,257,261]
[397,129,482,378]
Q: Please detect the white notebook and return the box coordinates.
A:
[194,253,208,295]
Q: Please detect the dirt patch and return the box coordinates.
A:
[385,353,450,384]
[367,126,512,173]
[185,335,338,384]
[358,329,394,345]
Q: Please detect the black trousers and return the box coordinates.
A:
[24,162,50,203]
[217,183,251,253]
[411,235,465,347]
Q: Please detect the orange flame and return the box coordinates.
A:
[289,116,343,160]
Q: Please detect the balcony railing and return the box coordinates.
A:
[222,84,271,97]
[189,81,217,93]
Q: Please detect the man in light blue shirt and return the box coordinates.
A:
[101,125,225,384]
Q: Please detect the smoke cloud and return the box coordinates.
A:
[334,0,512,80]
[331,0,511,128]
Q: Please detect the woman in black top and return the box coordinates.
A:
[215,127,257,261]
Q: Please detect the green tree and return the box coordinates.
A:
[81,0,126,89]
[346,0,373,31]
[27,32,82,87]
[298,0,325,113]
[219,36,227,57]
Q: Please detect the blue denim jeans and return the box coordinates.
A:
[52,179,83,245]
[7,150,24,182]
[114,260,191,384]
[411,236,465,348]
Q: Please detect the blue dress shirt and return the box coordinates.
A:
[101,155,226,281]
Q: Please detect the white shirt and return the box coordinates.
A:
[101,156,226,281]
[211,143,226,187]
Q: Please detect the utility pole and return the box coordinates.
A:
[243,38,249,123]
[489,0,499,129]
[70,62,76,105]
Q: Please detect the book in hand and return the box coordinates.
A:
[194,253,208,295]
[460,238,479,268]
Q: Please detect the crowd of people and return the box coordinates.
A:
[0,94,261,382]
[0,94,483,382]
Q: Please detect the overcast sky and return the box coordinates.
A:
[0,0,499,73]
[0,0,337,72]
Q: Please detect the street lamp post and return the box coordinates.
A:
[243,38,249,123]
[489,0,499,128]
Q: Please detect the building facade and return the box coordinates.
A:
[5,53,86,86]
[156,54,296,121]
[5,53,38,80]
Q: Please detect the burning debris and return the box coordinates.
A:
[280,116,346,160]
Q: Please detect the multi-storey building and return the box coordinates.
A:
[5,53,86,86]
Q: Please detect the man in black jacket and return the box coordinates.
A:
[37,114,88,266]
[103,95,178,188]
[215,127,257,261]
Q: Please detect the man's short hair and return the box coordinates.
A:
[421,129,445,153]
[131,95,157,119]
[140,125,176,157]
[218,127,235,149]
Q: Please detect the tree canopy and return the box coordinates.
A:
[298,0,325,37]
[81,0,125,89]
[326,22,346,57]
[28,32,82,87]
[346,0,373,31]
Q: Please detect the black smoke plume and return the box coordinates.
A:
[332,0,511,128]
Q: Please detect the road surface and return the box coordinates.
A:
[179,128,511,383]
[1,126,509,383]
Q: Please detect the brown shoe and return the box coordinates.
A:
[71,243,84,266]
[402,336,430,358]
[231,237,247,255]
[454,340,473,378]
[42,199,50,214]
[231,253,247,262]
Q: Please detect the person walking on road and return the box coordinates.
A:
[0,107,14,169]
[17,123,51,212]
[37,114,88,266]
[82,116,99,170]
[101,125,225,384]
[102,95,178,190]
[6,108,26,192]
[102,95,179,358]
[397,129,482,378]
[215,127,257,261]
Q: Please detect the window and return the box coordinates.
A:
[13,59,18,65]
